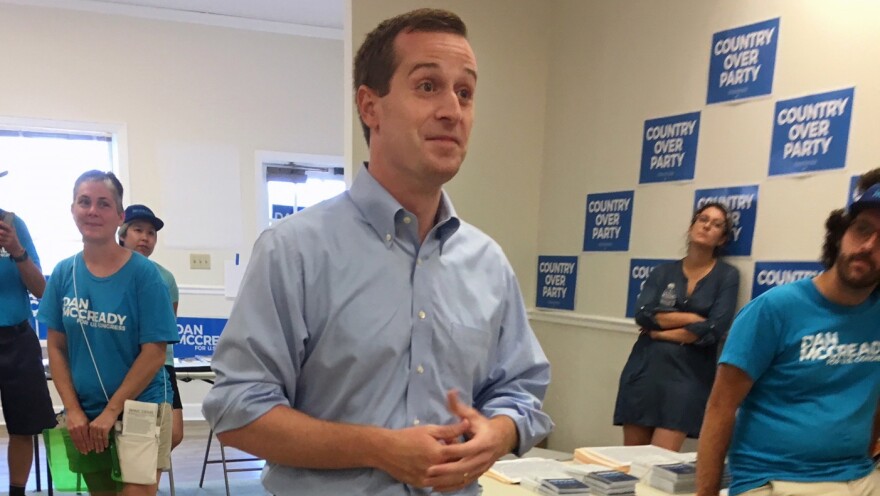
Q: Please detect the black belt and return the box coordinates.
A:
[0,320,30,333]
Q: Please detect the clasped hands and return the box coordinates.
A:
[64,407,119,455]
[377,390,515,493]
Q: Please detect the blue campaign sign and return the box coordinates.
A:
[847,174,860,207]
[583,191,634,252]
[751,261,824,299]
[639,112,701,184]
[271,204,305,220]
[174,317,227,358]
[707,18,779,104]
[536,256,578,311]
[693,185,759,256]
[769,88,855,176]
[29,293,45,339]
[626,258,676,318]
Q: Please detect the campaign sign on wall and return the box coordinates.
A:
[769,87,855,176]
[536,256,578,311]
[639,112,701,184]
[174,317,227,358]
[693,185,759,256]
[847,174,860,207]
[271,204,305,220]
[707,18,780,104]
[626,258,676,318]
[751,261,824,299]
[30,293,45,339]
[583,191,634,252]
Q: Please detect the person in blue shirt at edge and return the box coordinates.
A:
[201,8,552,496]
[696,169,880,496]
[0,174,57,496]
[38,170,179,496]
[117,205,183,465]
[614,202,740,452]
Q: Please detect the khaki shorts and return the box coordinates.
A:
[741,469,880,496]
[156,402,173,471]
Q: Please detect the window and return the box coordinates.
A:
[0,128,117,275]
[0,120,124,340]
[266,164,346,223]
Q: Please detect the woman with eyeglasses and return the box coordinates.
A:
[613,202,740,451]
[38,170,178,495]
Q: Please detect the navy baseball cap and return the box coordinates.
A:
[124,204,164,231]
[849,184,880,218]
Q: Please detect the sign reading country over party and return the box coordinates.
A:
[752,261,824,299]
[769,88,854,176]
[693,185,759,256]
[707,18,779,104]
[271,204,305,220]
[583,190,635,252]
[626,258,676,318]
[174,317,227,358]
[847,174,860,207]
[640,112,701,184]
[536,256,578,311]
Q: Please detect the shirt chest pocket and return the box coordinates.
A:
[434,322,493,395]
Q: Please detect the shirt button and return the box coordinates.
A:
[385,233,392,242]
[403,216,411,224]
[416,258,422,266]
[416,365,424,374]
[418,310,426,320]
[413,418,421,425]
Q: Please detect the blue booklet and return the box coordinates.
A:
[540,477,590,494]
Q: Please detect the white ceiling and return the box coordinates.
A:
[91,0,344,29]
[3,0,345,36]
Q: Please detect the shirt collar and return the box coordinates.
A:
[349,163,460,248]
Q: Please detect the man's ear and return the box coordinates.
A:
[356,85,380,132]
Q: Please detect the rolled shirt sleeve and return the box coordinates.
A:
[474,265,553,456]
[202,228,305,433]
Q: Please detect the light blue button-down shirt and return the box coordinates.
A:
[203,165,552,495]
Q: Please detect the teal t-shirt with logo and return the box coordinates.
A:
[720,278,880,495]
[38,251,179,419]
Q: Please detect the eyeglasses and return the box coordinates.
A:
[695,214,726,230]
[848,219,880,244]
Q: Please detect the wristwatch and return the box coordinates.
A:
[11,250,28,263]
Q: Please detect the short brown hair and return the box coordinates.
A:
[822,167,880,268]
[353,8,467,145]
[73,170,124,214]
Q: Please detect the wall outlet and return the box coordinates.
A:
[189,253,211,270]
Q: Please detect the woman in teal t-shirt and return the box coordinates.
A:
[38,170,178,495]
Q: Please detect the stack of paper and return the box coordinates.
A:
[584,470,639,496]
[646,462,696,493]
[573,445,687,473]
[629,452,696,479]
[485,458,572,484]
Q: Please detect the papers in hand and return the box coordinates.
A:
[121,400,158,437]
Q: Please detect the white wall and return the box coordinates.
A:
[535,0,880,451]
[0,2,343,419]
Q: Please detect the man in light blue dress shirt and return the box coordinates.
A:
[202,8,552,496]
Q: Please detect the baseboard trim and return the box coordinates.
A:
[528,309,638,334]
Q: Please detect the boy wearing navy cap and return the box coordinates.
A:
[118,205,183,454]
